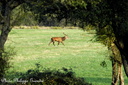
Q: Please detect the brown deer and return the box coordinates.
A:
[48,33,68,46]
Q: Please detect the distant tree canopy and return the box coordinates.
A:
[19,0,87,26]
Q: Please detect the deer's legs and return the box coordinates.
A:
[53,41,55,46]
[48,41,52,45]
[58,42,60,45]
[48,41,55,46]
[61,42,65,46]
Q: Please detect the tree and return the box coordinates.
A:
[83,0,128,85]
[0,0,27,50]
[0,0,41,80]
[0,0,25,79]
[108,0,128,78]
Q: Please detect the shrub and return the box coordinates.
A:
[11,64,91,85]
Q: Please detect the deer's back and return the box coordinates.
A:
[51,37,63,42]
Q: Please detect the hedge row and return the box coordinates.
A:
[13,26,80,29]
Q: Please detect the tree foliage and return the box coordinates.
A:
[24,0,87,26]
[11,4,38,26]
[80,0,128,84]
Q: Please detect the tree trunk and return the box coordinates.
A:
[114,39,128,77]
[112,60,118,85]
[0,0,24,80]
[118,64,124,85]
[0,1,12,50]
[111,43,124,85]
[0,1,12,79]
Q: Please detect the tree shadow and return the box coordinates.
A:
[86,77,111,84]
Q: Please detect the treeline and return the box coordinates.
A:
[11,2,83,27]
[13,26,80,29]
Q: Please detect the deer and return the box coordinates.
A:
[48,33,68,46]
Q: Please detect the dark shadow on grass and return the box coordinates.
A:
[87,76,128,84]
[86,77,111,84]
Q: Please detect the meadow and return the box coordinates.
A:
[5,28,128,85]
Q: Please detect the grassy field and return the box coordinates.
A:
[5,28,128,85]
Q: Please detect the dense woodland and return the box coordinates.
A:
[0,0,128,85]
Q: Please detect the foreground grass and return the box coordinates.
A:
[6,29,128,85]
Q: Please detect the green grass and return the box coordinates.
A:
[5,29,128,85]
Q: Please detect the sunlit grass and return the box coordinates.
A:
[5,28,128,85]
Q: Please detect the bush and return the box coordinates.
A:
[10,64,91,85]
